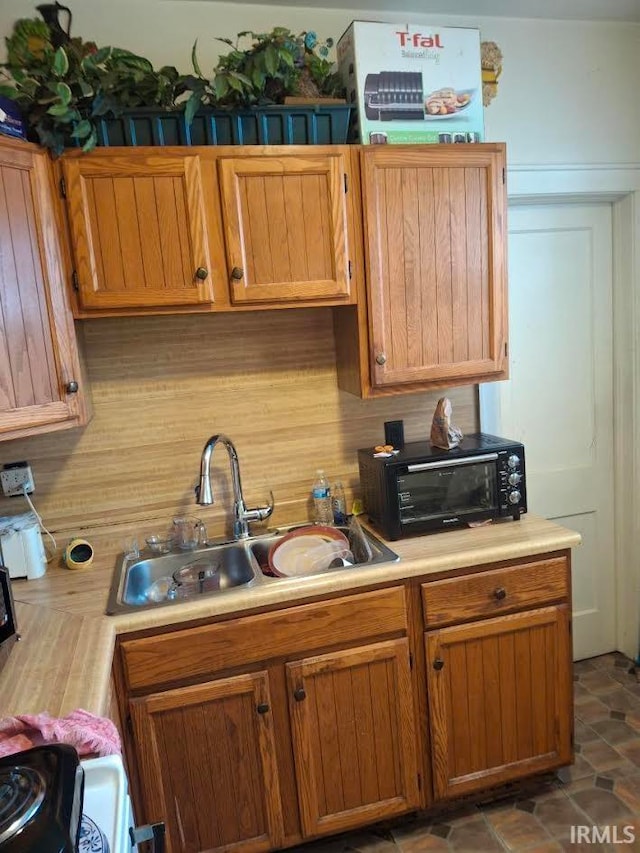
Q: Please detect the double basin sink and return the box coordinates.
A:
[106,525,399,615]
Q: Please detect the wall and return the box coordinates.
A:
[2,1,639,166]
[0,310,477,537]
[0,0,634,537]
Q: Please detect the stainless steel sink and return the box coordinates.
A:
[106,524,399,615]
[107,541,258,614]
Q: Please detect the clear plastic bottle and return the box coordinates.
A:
[332,481,347,525]
[312,470,333,525]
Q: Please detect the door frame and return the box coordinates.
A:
[502,163,640,661]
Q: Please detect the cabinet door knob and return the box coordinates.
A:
[494,587,507,601]
[433,658,444,671]
[231,267,244,281]
[195,267,208,281]
[293,687,306,701]
[65,380,79,394]
[256,703,270,714]
[375,353,387,365]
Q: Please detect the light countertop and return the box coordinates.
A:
[1,514,580,719]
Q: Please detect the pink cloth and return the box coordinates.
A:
[0,709,121,758]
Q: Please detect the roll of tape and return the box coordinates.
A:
[64,538,94,570]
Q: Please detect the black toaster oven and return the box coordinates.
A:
[358,432,527,540]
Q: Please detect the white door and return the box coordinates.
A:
[480,203,615,660]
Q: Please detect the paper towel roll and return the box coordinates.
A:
[24,524,46,580]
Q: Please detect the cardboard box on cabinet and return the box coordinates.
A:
[337,21,484,144]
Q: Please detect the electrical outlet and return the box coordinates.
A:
[1,461,35,497]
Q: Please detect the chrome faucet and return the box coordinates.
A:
[196,434,274,540]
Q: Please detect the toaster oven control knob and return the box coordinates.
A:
[507,454,520,469]
[508,472,522,486]
[508,490,522,504]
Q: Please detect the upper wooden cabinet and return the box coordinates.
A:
[335,143,509,397]
[217,150,352,304]
[61,146,358,314]
[62,151,217,310]
[59,144,506,393]
[0,139,88,440]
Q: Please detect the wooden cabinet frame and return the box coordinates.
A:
[56,142,509,396]
[218,151,352,304]
[335,143,509,397]
[130,671,284,853]
[115,551,573,853]
[63,152,215,309]
[426,604,573,800]
[287,638,420,836]
[0,139,88,440]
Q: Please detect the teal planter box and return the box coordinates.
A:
[94,105,352,147]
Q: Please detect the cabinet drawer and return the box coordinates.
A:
[422,556,568,628]
[121,586,407,692]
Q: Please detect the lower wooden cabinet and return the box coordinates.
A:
[129,672,284,853]
[117,552,574,853]
[426,604,572,800]
[287,638,419,837]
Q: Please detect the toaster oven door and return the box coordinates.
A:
[397,453,499,527]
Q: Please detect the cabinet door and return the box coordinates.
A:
[426,605,572,801]
[361,144,508,388]
[218,151,351,303]
[0,141,85,440]
[287,638,419,837]
[130,671,284,853]
[63,152,214,309]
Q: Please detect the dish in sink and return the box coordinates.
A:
[268,525,352,577]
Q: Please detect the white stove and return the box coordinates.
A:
[81,755,135,853]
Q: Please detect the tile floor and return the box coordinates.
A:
[290,653,640,853]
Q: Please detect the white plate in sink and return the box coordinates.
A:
[268,526,351,577]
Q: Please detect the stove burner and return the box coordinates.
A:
[0,766,46,844]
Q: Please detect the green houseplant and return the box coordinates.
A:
[183,28,344,123]
[0,15,183,153]
[0,15,349,151]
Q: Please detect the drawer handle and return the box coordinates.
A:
[231,267,244,281]
[293,687,306,701]
[256,703,270,714]
[494,587,507,601]
[195,267,209,281]
[433,658,444,671]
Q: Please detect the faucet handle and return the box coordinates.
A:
[257,491,275,521]
[244,491,275,524]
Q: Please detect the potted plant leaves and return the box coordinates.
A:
[0,13,183,153]
[205,28,343,107]
[0,13,350,151]
[176,27,350,145]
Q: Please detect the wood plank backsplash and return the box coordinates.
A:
[0,310,478,538]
